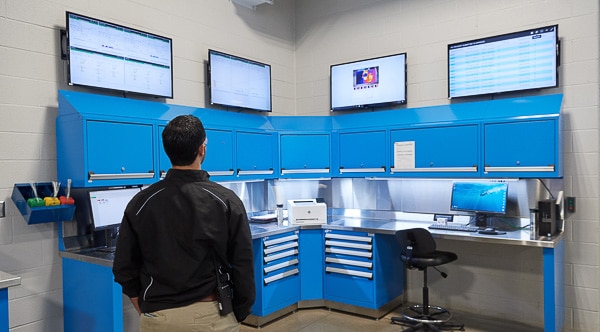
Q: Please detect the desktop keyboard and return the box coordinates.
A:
[428,223,480,232]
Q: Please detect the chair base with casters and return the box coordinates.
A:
[391,228,465,331]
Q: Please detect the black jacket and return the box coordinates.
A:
[112,169,255,321]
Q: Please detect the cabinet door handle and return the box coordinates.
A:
[207,170,235,176]
[88,171,154,181]
[281,168,330,174]
[391,166,478,173]
[237,169,274,175]
[339,167,386,173]
[264,268,299,284]
[484,166,554,172]
[325,267,372,279]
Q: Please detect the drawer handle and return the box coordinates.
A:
[484,166,554,173]
[325,240,371,251]
[324,233,372,243]
[326,247,372,258]
[264,259,299,274]
[264,249,298,263]
[325,257,372,269]
[264,234,299,247]
[264,268,299,284]
[264,242,298,255]
[325,267,372,279]
[281,168,329,174]
[391,166,477,173]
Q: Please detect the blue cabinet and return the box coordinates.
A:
[251,231,300,317]
[236,131,278,179]
[337,130,387,176]
[280,133,330,178]
[298,229,324,301]
[203,128,235,178]
[484,118,561,178]
[57,117,157,187]
[390,124,479,177]
[323,230,403,309]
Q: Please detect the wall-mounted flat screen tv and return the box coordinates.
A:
[448,25,558,99]
[330,53,407,111]
[66,11,173,98]
[208,49,272,112]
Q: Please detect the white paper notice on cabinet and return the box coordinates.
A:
[394,141,415,169]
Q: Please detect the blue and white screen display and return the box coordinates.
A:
[330,53,406,111]
[89,187,140,230]
[450,182,508,214]
[208,50,272,112]
[67,12,173,98]
[448,25,558,99]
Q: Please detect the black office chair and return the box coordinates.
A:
[391,228,464,331]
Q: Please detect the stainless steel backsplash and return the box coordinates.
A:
[220,177,564,219]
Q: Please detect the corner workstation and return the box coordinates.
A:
[53,90,565,331]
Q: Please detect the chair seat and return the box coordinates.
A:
[404,250,457,269]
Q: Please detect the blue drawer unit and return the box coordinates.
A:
[337,130,387,176]
[252,231,300,316]
[236,131,277,179]
[324,230,403,309]
[390,124,479,177]
[484,118,561,178]
[280,133,330,178]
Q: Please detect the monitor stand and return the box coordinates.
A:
[473,213,488,227]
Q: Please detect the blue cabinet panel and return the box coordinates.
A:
[280,134,330,177]
[484,119,559,177]
[236,131,277,179]
[204,129,235,178]
[299,229,324,301]
[338,130,387,176]
[390,124,479,177]
[86,120,155,186]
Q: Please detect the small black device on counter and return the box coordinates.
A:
[537,199,558,237]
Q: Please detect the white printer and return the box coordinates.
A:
[287,199,327,225]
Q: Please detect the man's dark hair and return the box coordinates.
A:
[162,115,207,166]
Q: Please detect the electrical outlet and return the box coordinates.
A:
[0,200,5,218]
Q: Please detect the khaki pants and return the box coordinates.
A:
[140,301,239,332]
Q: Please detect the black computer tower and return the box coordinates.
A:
[537,199,557,237]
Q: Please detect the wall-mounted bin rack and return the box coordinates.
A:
[11,183,76,224]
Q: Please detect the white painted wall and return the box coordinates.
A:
[0,0,598,331]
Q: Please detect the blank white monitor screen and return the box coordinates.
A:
[89,187,140,230]
[448,25,558,99]
[66,12,173,98]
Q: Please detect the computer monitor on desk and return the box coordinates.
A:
[89,187,141,248]
[450,182,508,227]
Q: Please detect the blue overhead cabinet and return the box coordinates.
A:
[337,130,387,177]
[279,133,330,178]
[390,124,479,177]
[236,131,278,179]
[484,118,560,178]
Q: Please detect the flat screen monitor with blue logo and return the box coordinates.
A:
[450,182,508,225]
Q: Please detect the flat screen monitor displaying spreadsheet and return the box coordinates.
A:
[448,25,558,99]
[89,187,140,230]
[208,49,272,112]
[450,182,508,215]
[66,11,174,98]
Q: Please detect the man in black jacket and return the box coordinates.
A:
[113,115,255,331]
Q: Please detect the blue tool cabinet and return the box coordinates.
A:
[251,231,300,316]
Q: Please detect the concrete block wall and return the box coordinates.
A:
[0,0,598,330]
[294,0,599,330]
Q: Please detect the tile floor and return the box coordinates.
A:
[240,305,543,332]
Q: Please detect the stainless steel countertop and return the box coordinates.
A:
[60,211,563,267]
[0,271,21,289]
